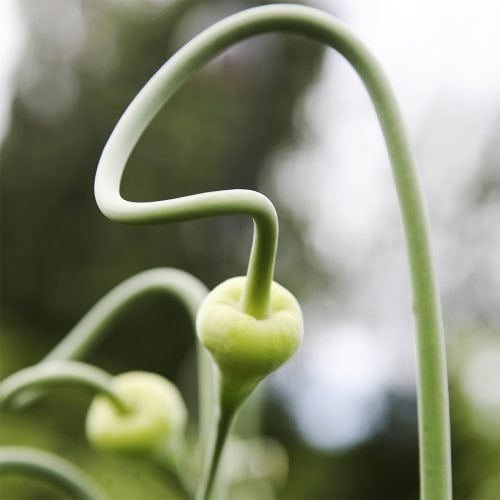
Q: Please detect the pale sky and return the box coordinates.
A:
[0,0,24,142]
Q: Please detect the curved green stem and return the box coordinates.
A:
[95,190,277,319]
[43,268,207,361]
[0,361,130,414]
[0,446,107,500]
[95,66,278,318]
[94,4,451,499]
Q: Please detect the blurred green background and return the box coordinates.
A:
[1,0,499,498]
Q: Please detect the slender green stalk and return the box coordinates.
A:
[43,268,207,361]
[195,407,235,500]
[152,436,197,496]
[0,361,130,414]
[94,4,451,498]
[0,446,107,500]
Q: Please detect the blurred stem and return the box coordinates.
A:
[93,4,452,499]
[234,385,263,438]
[195,407,235,500]
[0,361,130,414]
[42,268,207,361]
[0,446,107,500]
[152,437,197,497]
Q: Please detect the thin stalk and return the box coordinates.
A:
[43,268,207,361]
[0,446,107,500]
[0,361,130,414]
[195,407,235,500]
[195,376,258,500]
[152,441,195,498]
[94,4,451,499]
[197,337,216,457]
[153,435,198,497]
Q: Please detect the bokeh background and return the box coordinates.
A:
[1,0,499,498]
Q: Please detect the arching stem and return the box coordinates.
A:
[0,446,107,500]
[43,268,207,362]
[0,361,130,414]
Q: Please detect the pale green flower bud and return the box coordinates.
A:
[85,371,187,455]
[197,277,303,409]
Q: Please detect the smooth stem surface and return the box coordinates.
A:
[0,446,107,500]
[0,361,130,414]
[93,4,451,499]
[95,184,277,319]
[195,408,235,500]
